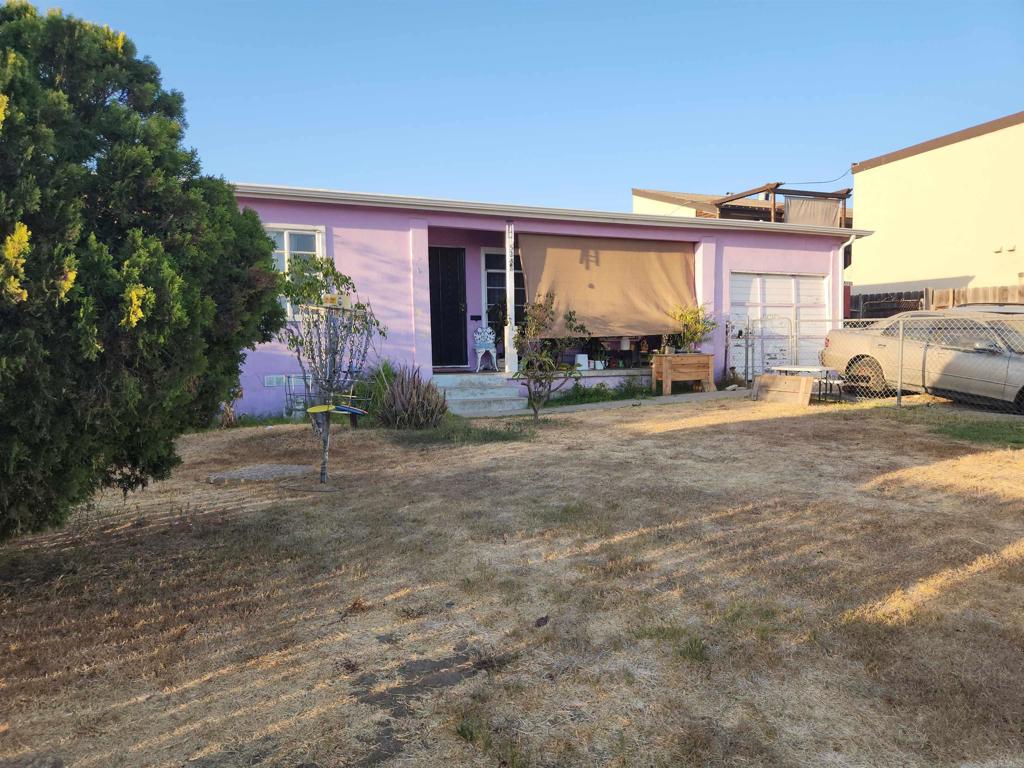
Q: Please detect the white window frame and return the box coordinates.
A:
[480,247,525,335]
[264,223,326,318]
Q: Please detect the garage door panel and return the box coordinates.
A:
[797,276,826,305]
[729,272,828,378]
[730,273,759,303]
[729,304,761,325]
[797,306,828,338]
[762,274,795,304]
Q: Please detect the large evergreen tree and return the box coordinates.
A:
[0,3,285,540]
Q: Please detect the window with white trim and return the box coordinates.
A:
[266,227,321,317]
[482,250,526,336]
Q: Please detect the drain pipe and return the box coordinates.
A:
[836,232,856,325]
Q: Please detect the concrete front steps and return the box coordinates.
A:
[432,372,528,417]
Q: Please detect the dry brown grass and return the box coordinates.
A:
[2,398,1024,767]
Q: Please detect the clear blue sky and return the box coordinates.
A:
[50,0,1024,210]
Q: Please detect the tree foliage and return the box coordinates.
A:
[512,293,589,421]
[0,3,285,540]
[668,304,718,352]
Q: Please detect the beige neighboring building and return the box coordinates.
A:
[846,110,1024,295]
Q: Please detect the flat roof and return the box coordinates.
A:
[852,110,1024,174]
[233,183,869,240]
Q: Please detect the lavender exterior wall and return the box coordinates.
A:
[234,195,845,415]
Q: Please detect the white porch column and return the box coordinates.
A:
[408,218,431,372]
[503,220,518,373]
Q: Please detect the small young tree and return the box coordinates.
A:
[669,304,718,352]
[513,293,589,421]
[279,255,383,483]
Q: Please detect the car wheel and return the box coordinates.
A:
[847,357,887,396]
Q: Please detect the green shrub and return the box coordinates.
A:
[0,5,284,540]
[377,365,447,429]
[353,360,398,418]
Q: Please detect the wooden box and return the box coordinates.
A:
[751,373,814,405]
[650,353,716,395]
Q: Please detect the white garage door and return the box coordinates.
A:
[728,272,828,378]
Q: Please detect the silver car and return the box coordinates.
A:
[820,310,1024,410]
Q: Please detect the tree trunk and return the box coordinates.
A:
[319,412,331,483]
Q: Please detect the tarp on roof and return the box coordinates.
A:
[518,234,696,337]
[784,195,841,227]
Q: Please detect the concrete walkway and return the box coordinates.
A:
[467,387,751,418]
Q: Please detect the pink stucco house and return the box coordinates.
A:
[233,183,869,416]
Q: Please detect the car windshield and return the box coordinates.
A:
[989,319,1024,354]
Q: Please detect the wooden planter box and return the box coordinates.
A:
[650,353,716,395]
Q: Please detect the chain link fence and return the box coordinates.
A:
[819,312,1024,414]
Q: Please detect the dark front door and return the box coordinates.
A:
[428,246,468,366]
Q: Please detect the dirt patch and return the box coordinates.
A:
[2,399,1023,766]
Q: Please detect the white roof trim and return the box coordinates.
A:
[232,183,871,240]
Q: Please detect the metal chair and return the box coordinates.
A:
[473,325,498,371]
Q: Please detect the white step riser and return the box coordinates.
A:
[449,399,528,416]
[443,386,523,400]
[432,372,527,416]
[432,374,512,388]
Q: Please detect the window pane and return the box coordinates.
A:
[486,272,506,288]
[991,320,1024,354]
[513,254,523,271]
[289,232,317,253]
[267,230,285,249]
[485,253,504,271]
[908,327,931,343]
[513,273,525,291]
[272,251,287,272]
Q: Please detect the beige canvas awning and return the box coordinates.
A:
[784,195,841,227]
[518,234,696,337]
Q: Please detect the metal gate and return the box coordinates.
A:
[728,315,795,384]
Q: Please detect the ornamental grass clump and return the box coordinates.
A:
[378,365,448,429]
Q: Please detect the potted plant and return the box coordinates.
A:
[582,336,606,369]
[668,305,718,353]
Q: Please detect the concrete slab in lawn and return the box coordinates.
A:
[207,464,310,484]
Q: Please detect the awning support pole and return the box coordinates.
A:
[504,220,518,373]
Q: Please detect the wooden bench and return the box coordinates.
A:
[650,353,717,396]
